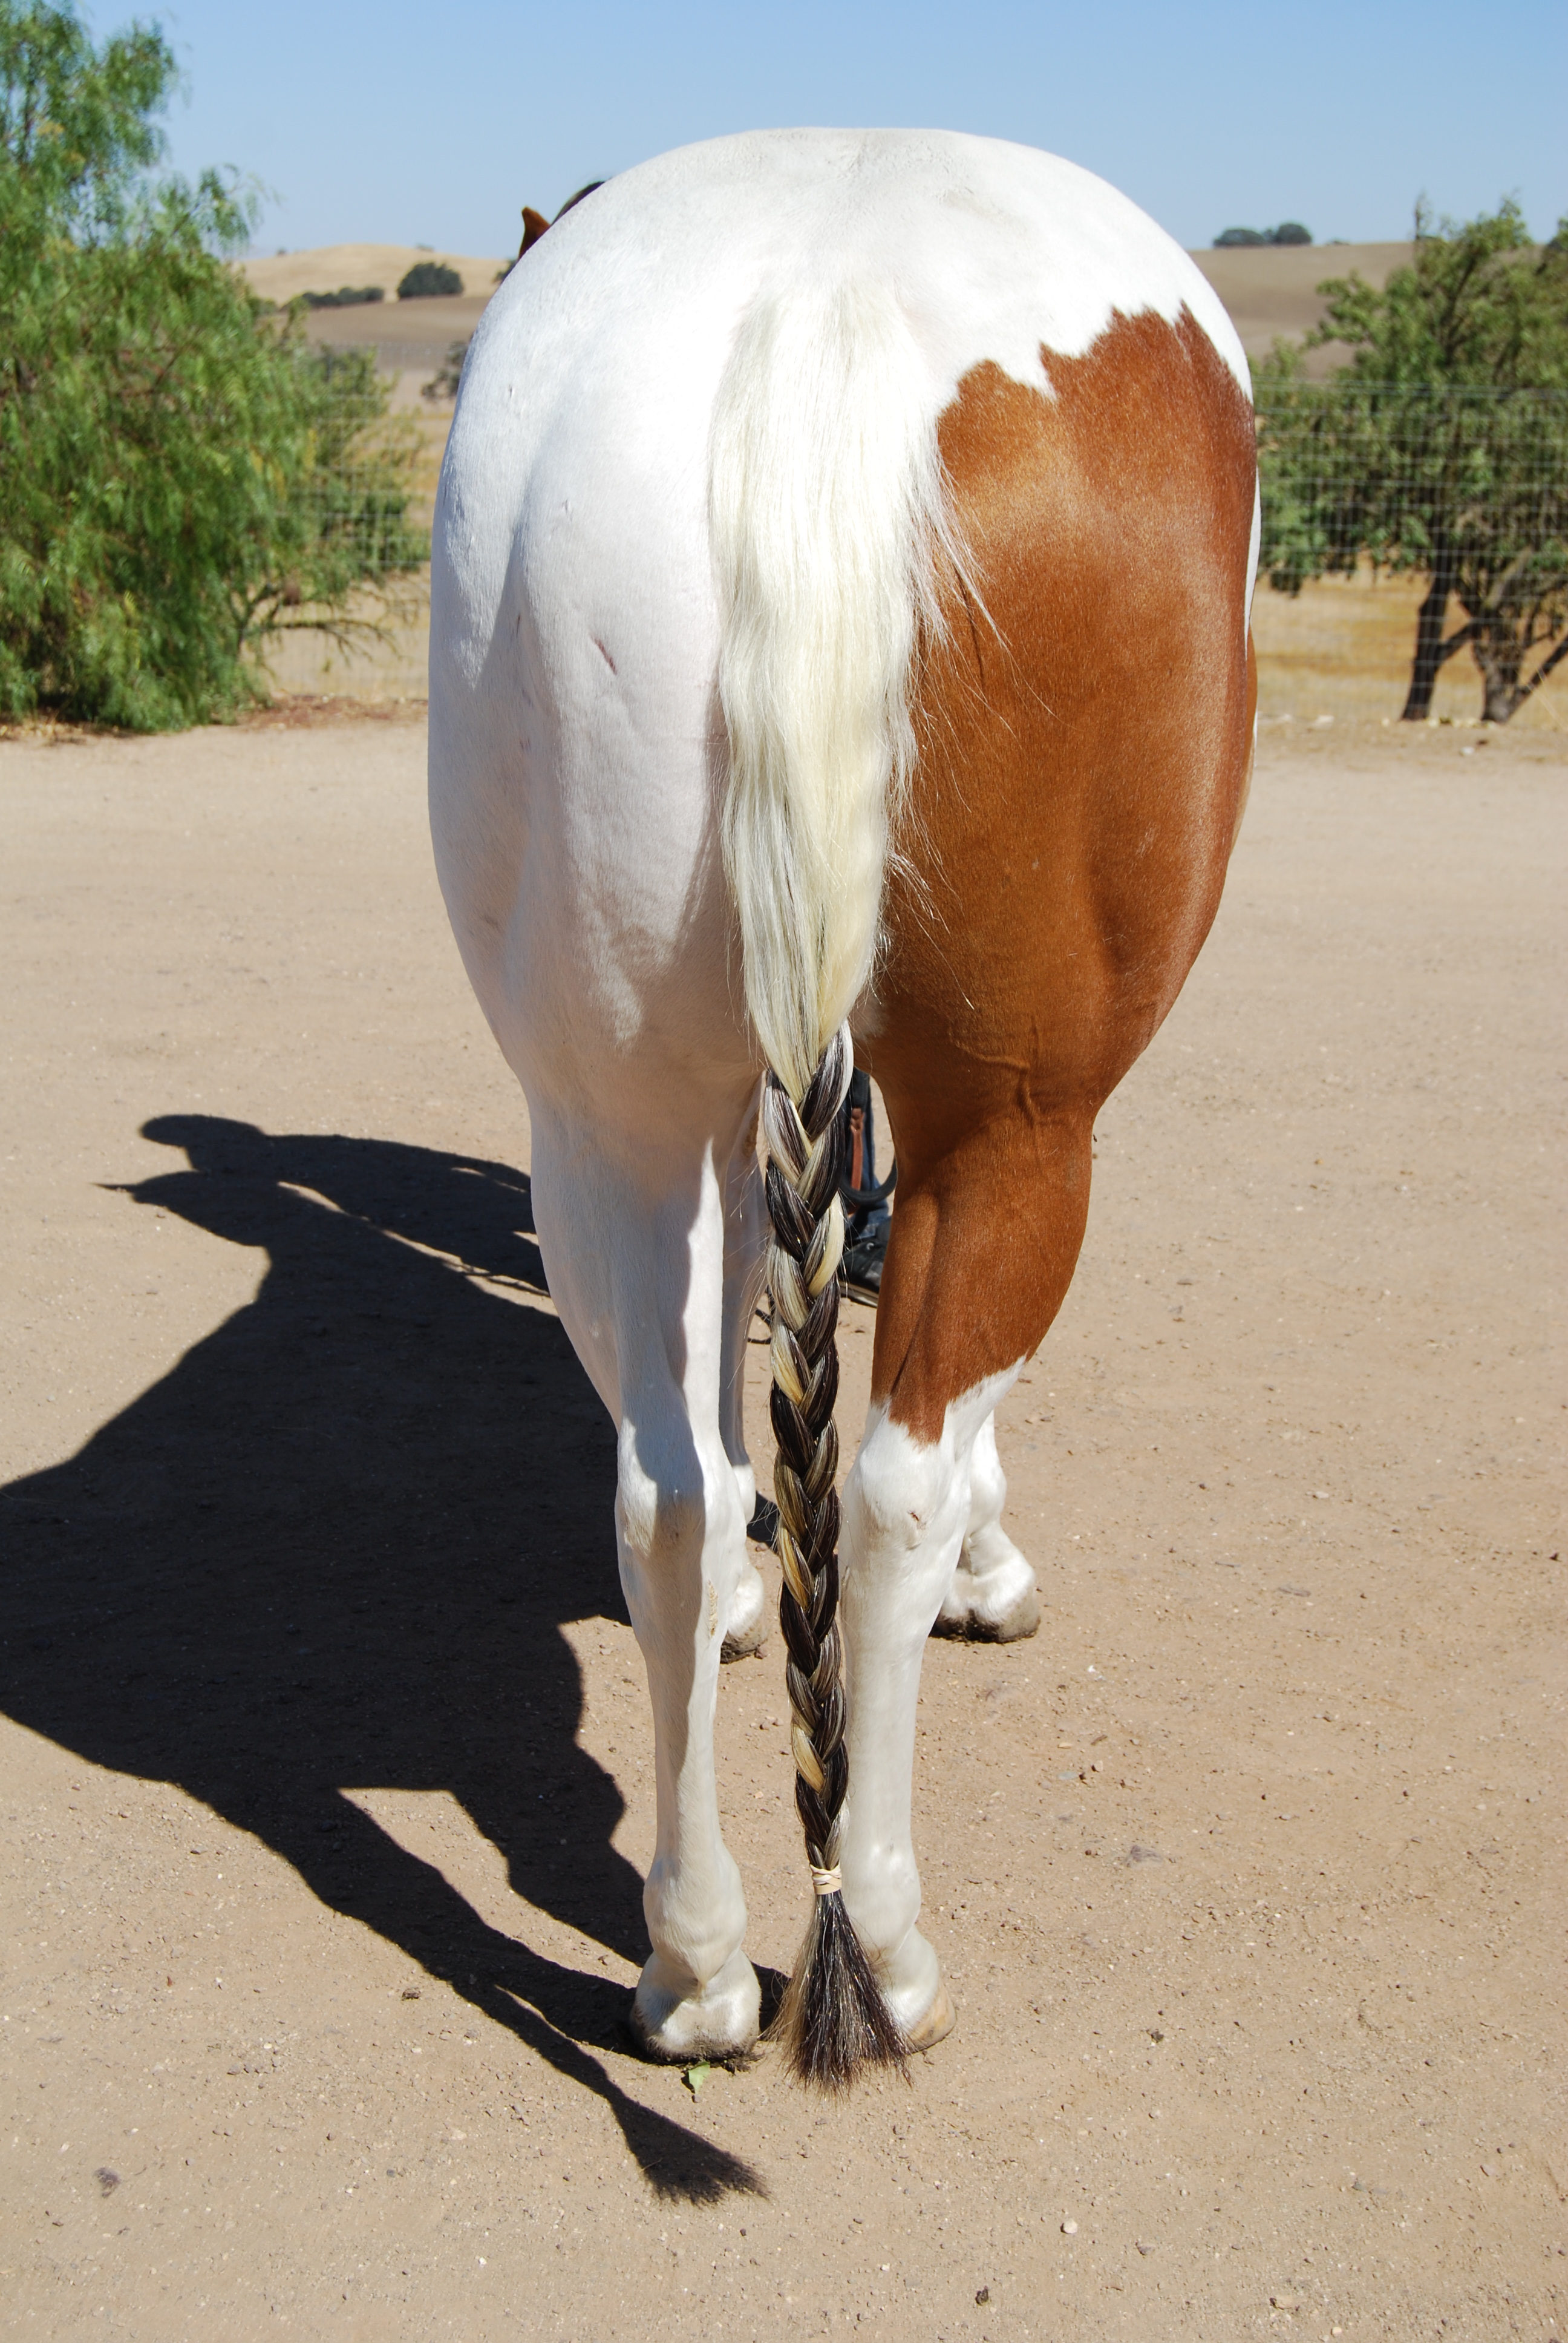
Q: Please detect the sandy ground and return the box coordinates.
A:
[1,712,1563,2343]
[1250,577,1567,735]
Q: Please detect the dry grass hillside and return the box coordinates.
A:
[243,237,1415,377]
[1191,241,1413,364]
[241,244,509,375]
[242,242,509,305]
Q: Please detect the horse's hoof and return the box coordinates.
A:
[720,1559,768,1661]
[904,1984,955,2054]
[932,1564,1040,1643]
[629,1949,762,2062]
[968,1586,1041,1643]
[720,1616,768,1662]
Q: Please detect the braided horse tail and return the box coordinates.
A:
[710,275,952,2086]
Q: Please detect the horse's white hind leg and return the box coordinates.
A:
[531,1124,761,2062]
[935,1412,1041,1643]
[832,1383,1011,2045]
[717,1133,768,1660]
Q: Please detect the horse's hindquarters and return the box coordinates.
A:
[426,130,1259,2077]
[865,306,1258,1435]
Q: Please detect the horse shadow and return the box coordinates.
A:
[0,1113,763,2202]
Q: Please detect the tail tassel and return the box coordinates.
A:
[773,1886,907,2089]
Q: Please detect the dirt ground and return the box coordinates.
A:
[1,709,1563,2343]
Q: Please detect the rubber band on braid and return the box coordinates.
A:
[760,1022,907,2088]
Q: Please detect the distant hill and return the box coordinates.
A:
[244,237,1416,379]
[1191,241,1414,369]
[242,243,509,306]
[241,245,510,373]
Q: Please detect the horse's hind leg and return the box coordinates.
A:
[529,1110,762,2060]
[835,310,1253,2038]
[717,1132,769,1659]
[936,1409,1040,1642]
[832,1112,1096,2040]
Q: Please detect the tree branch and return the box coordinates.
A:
[1515,631,1568,710]
[1434,621,1478,669]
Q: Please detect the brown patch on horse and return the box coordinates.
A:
[864,307,1257,1442]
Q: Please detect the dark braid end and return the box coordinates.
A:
[760,1024,907,2089]
[774,1882,907,2089]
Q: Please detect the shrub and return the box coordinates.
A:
[0,0,427,730]
[396,260,462,300]
[1214,223,1313,248]
[301,284,384,309]
[422,339,469,403]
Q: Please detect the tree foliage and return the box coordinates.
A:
[0,1,427,730]
[422,338,469,404]
[301,283,384,308]
[397,259,461,299]
[1255,203,1568,722]
[1214,222,1311,247]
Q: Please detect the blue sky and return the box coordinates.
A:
[140,0,1564,258]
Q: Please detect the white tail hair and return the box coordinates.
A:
[710,275,952,1097]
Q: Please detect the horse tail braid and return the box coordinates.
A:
[761,1023,907,2089]
[710,269,953,2084]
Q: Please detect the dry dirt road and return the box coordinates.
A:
[1,712,1563,2343]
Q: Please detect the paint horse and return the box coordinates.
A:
[429,131,1257,2086]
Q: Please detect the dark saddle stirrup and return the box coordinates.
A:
[842,1162,897,1211]
[842,1067,897,1212]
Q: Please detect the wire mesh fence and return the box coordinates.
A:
[1255,384,1568,720]
[276,382,1568,718]
[298,465,433,577]
[1254,385,1568,589]
[302,379,1568,601]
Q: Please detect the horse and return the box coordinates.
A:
[428,128,1258,2088]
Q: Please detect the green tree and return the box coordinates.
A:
[396,260,461,298]
[1255,203,1568,723]
[0,1,426,730]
